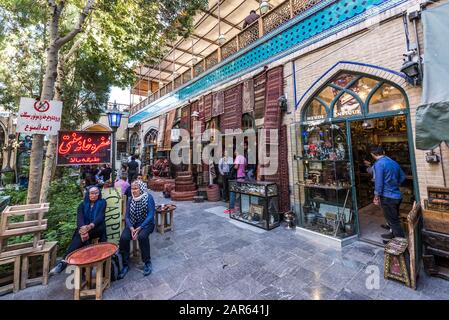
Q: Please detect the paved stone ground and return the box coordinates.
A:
[1,191,448,300]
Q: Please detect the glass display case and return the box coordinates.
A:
[229,180,280,230]
[298,122,356,238]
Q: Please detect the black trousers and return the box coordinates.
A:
[128,171,137,182]
[119,226,151,267]
[380,196,405,238]
[222,173,230,201]
[64,225,106,258]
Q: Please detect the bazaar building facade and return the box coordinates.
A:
[127,0,449,246]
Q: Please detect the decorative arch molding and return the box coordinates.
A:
[143,126,159,140]
[82,123,112,132]
[295,61,408,111]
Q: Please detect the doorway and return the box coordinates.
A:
[350,115,415,245]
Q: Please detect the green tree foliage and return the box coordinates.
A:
[0,0,207,111]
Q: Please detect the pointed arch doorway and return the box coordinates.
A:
[293,70,419,246]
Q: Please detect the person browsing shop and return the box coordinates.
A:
[370,145,406,243]
[219,150,234,201]
[224,150,247,214]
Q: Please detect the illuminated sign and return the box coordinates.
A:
[57,131,111,166]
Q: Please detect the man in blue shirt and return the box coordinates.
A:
[370,145,406,242]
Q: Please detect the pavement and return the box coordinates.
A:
[1,191,448,300]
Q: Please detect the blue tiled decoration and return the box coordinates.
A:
[130,0,407,124]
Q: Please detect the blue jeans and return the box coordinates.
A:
[229,192,236,209]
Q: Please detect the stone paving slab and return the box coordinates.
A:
[1,190,448,300]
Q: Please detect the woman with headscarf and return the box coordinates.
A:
[50,186,107,274]
[118,180,155,279]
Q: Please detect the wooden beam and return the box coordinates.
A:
[192,33,219,46]
[165,45,205,58]
[201,9,242,31]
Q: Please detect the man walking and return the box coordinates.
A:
[370,145,406,244]
[218,150,234,201]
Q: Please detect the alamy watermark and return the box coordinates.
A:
[169,121,280,176]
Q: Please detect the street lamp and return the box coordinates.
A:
[107,101,123,183]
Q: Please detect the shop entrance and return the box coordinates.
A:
[350,115,415,245]
[294,70,420,246]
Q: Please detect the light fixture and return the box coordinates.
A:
[107,101,122,130]
[278,95,287,112]
[218,34,226,45]
[106,101,123,182]
[260,0,270,14]
[401,60,421,85]
[217,0,226,45]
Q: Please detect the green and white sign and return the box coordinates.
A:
[103,187,123,245]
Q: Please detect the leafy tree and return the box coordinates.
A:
[0,0,206,203]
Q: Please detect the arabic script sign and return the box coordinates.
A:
[57,131,111,166]
[17,97,62,135]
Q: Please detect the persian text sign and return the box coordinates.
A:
[57,131,111,166]
[103,187,123,245]
[17,97,62,135]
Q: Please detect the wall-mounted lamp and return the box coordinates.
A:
[278,95,287,112]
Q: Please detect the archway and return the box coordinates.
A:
[295,70,418,246]
[83,123,111,132]
[143,128,158,166]
[129,132,140,156]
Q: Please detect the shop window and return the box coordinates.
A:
[317,86,339,106]
[303,71,407,123]
[145,129,158,146]
[129,132,139,155]
[304,99,327,121]
[369,84,406,114]
[348,77,379,103]
[333,93,361,118]
[242,114,255,131]
[331,73,355,88]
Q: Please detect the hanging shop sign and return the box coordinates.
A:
[56,131,111,166]
[17,97,62,135]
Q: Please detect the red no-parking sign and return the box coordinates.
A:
[17,97,62,135]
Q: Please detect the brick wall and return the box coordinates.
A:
[281,3,449,207]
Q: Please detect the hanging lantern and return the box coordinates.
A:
[260,0,270,14]
[217,34,226,45]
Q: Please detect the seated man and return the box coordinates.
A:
[50,186,107,274]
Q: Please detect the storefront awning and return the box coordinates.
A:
[416,2,449,150]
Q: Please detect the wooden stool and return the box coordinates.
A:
[155,204,176,235]
[384,237,411,287]
[20,241,58,289]
[131,239,140,257]
[0,256,20,295]
[66,243,117,300]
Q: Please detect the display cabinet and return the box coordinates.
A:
[229,180,280,230]
[298,122,356,238]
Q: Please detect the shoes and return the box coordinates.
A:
[224,209,235,213]
[143,262,152,277]
[50,261,67,275]
[381,232,394,239]
[380,224,390,230]
[118,266,129,280]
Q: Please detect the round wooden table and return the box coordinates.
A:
[65,242,117,300]
[155,204,177,234]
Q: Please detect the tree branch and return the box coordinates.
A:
[55,0,95,48]
[63,32,87,62]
